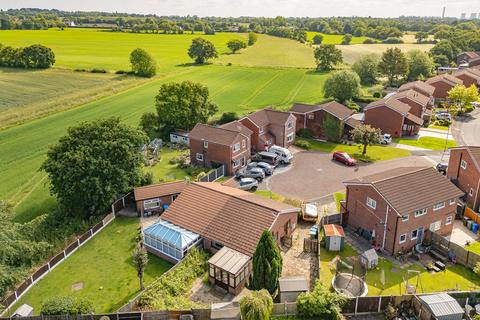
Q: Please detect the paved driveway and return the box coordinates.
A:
[265,151,433,201]
[452,109,480,145]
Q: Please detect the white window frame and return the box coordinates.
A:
[203,141,208,148]
[233,142,240,152]
[414,208,427,218]
[449,199,456,205]
[430,220,441,232]
[446,216,453,225]
[366,197,376,210]
[470,188,474,196]
[287,122,293,129]
[401,214,409,222]
[242,139,246,148]
[461,160,467,170]
[399,234,407,244]
[411,229,418,240]
[259,127,264,134]
[144,198,161,210]
[196,153,204,161]
[287,133,294,142]
[433,202,445,211]
[233,158,241,168]
[308,113,314,120]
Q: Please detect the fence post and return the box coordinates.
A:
[355,296,358,315]
[378,296,382,313]
[112,204,115,217]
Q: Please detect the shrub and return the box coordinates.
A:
[90,68,107,73]
[218,112,239,124]
[294,139,311,150]
[434,119,451,127]
[346,101,361,112]
[240,290,273,320]
[297,128,313,138]
[363,39,378,44]
[115,70,128,74]
[41,296,94,315]
[474,262,480,276]
[373,91,382,98]
[382,37,404,44]
[297,281,347,320]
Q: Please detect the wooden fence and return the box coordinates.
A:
[0,213,115,316]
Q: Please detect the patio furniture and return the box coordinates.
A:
[432,265,441,272]
[435,261,446,270]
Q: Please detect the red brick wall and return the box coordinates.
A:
[447,149,479,210]
[271,211,298,247]
[454,74,479,89]
[398,97,424,119]
[136,194,177,215]
[429,81,455,100]
[294,113,306,131]
[364,106,404,138]
[240,118,260,151]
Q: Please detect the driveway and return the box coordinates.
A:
[452,109,480,145]
[265,151,433,201]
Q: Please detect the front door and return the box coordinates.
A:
[416,227,424,245]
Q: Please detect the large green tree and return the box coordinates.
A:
[22,44,55,68]
[351,124,382,156]
[448,84,480,113]
[323,70,361,103]
[41,118,148,217]
[430,40,457,63]
[250,230,282,295]
[240,290,273,320]
[153,81,218,133]
[130,48,157,78]
[378,48,409,86]
[312,34,323,45]
[352,53,380,85]
[407,50,435,81]
[248,32,258,46]
[314,44,343,71]
[188,37,218,64]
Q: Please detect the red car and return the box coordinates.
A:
[332,151,357,166]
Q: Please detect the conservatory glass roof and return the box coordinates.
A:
[144,219,201,250]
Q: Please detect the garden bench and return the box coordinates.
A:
[435,261,446,270]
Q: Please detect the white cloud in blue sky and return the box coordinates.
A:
[0,0,479,18]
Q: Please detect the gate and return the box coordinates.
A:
[303,238,318,253]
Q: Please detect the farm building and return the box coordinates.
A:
[323,224,345,251]
[419,293,464,320]
[278,276,308,302]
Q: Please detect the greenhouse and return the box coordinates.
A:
[143,219,202,261]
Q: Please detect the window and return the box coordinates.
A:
[233,143,240,152]
[212,241,223,250]
[233,158,241,168]
[470,188,474,196]
[308,113,314,120]
[196,153,204,161]
[259,127,264,134]
[446,216,453,225]
[399,234,407,244]
[430,220,441,232]
[287,122,293,129]
[401,214,409,222]
[366,197,376,210]
[461,160,468,170]
[144,198,161,210]
[287,133,294,142]
[203,141,208,148]
[414,208,427,218]
[411,229,418,240]
[433,202,445,211]
[242,139,246,148]
[449,199,456,205]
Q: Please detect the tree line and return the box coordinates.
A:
[0,43,55,68]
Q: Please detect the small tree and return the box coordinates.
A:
[415,32,429,43]
[239,290,273,320]
[351,124,382,156]
[22,44,55,68]
[132,242,149,290]
[218,111,239,124]
[130,48,157,77]
[341,34,353,45]
[188,37,218,64]
[314,44,343,71]
[448,84,480,114]
[323,114,344,142]
[352,53,380,85]
[226,39,247,54]
[407,50,435,81]
[248,32,258,46]
[250,230,282,294]
[297,281,347,320]
[312,34,324,45]
[378,48,409,86]
[323,70,361,103]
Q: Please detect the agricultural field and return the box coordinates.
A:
[306,32,369,44]
[339,43,434,64]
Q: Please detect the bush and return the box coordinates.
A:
[363,39,378,44]
[90,68,107,73]
[474,262,480,276]
[297,128,313,138]
[434,119,451,127]
[297,281,347,320]
[373,91,382,98]
[346,101,361,112]
[294,139,311,150]
[115,70,128,74]
[382,37,404,44]
[353,96,379,104]
[74,68,88,72]
[218,112,239,124]
[41,296,94,315]
[240,290,273,320]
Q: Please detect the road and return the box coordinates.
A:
[452,109,480,146]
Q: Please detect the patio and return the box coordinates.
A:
[446,220,480,247]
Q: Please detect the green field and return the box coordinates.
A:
[8,217,172,315]
[306,32,369,44]
[339,43,434,64]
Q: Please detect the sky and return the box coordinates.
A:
[0,0,479,18]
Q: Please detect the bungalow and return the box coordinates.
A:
[143,181,300,294]
[452,68,480,89]
[289,101,359,140]
[447,146,480,211]
[364,97,424,137]
[390,89,434,123]
[239,108,296,152]
[398,81,436,101]
[344,167,463,255]
[426,74,463,100]
[133,181,187,216]
[189,122,252,176]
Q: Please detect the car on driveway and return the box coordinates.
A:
[332,151,357,166]
[381,134,392,145]
[436,112,452,122]
[238,178,258,191]
[247,162,275,175]
[253,151,280,166]
[235,167,265,181]
[269,145,293,164]
[436,162,448,175]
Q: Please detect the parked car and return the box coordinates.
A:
[381,134,392,145]
[435,112,452,122]
[247,162,275,175]
[269,145,293,164]
[238,178,258,191]
[436,162,448,175]
[472,101,480,108]
[253,151,280,166]
[332,151,357,166]
[235,167,265,181]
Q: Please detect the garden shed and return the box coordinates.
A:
[360,249,378,269]
[419,293,464,320]
[323,224,345,251]
[143,219,202,263]
[12,304,33,317]
[278,276,308,302]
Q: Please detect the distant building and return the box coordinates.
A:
[471,13,478,19]
[461,13,467,20]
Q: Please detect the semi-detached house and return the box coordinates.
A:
[389,89,434,123]
[452,68,480,89]
[398,81,436,101]
[344,167,463,255]
[426,74,463,100]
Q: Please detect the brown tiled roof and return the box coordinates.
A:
[244,108,293,127]
[453,69,480,83]
[392,89,432,107]
[134,181,187,201]
[463,52,480,59]
[161,182,300,256]
[220,121,253,137]
[450,146,480,170]
[366,98,411,114]
[290,103,323,114]
[322,101,355,120]
[398,81,435,96]
[426,74,463,87]
[344,116,362,129]
[189,123,244,146]
[344,167,464,214]
[405,113,424,125]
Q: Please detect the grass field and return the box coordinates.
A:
[8,217,172,315]
[339,43,434,64]
[306,32,369,45]
[0,68,148,129]
[394,136,457,150]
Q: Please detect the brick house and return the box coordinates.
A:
[398,81,436,101]
[390,89,434,123]
[452,68,480,89]
[364,98,424,137]
[133,181,186,216]
[426,74,463,100]
[239,108,296,152]
[447,146,480,211]
[343,167,464,255]
[457,52,480,66]
[189,122,252,176]
[290,101,359,140]
[143,182,300,294]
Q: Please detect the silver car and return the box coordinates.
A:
[247,161,274,175]
[235,167,265,181]
[238,178,258,191]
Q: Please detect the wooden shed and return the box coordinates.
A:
[278,276,308,302]
[323,224,345,251]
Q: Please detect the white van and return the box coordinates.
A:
[269,145,293,164]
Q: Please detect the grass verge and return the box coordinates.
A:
[393,136,457,150]
[333,192,346,212]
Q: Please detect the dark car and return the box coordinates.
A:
[235,167,265,181]
[436,162,448,175]
[247,161,275,175]
[253,151,280,166]
[332,151,357,166]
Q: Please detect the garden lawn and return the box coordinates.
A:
[320,243,480,296]
[296,138,412,162]
[145,148,204,182]
[306,32,369,45]
[466,241,480,255]
[394,136,457,150]
[8,217,172,315]
[428,124,449,131]
[0,65,331,222]
[333,192,346,212]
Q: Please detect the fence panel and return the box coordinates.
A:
[32,264,49,282]
[356,296,381,313]
[49,252,65,268]
[65,241,79,256]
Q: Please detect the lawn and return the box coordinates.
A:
[8,217,172,315]
[333,192,346,212]
[320,243,480,296]
[0,68,147,129]
[306,32,369,45]
[428,124,449,131]
[339,43,434,64]
[393,136,457,151]
[296,138,412,162]
[466,242,480,255]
